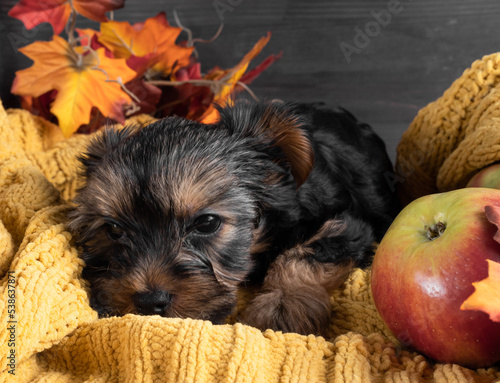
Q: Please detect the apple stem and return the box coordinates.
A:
[425,222,446,241]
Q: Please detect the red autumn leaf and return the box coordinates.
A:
[19,90,58,123]
[75,107,109,135]
[239,51,283,85]
[71,0,125,23]
[155,63,212,120]
[12,35,136,137]
[173,63,204,103]
[126,54,161,77]
[9,0,70,35]
[98,12,194,77]
[9,0,125,35]
[174,62,202,83]
[76,29,112,56]
[196,32,277,123]
[125,78,162,115]
[76,28,99,47]
[461,259,500,322]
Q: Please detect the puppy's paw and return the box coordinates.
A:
[241,284,331,336]
[240,246,353,336]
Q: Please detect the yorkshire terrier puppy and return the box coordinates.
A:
[68,100,399,336]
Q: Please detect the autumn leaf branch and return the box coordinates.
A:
[8,0,280,136]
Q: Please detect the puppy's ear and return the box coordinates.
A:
[217,101,314,187]
[80,126,137,176]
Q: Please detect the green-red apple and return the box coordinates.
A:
[371,188,500,368]
[467,163,500,189]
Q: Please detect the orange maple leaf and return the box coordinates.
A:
[461,259,500,322]
[9,0,125,35]
[98,12,194,77]
[198,32,273,124]
[12,35,136,137]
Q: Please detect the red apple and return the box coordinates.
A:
[467,163,500,189]
[371,188,500,368]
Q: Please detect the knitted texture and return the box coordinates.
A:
[0,100,499,382]
[396,52,500,204]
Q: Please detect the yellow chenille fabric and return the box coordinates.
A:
[0,100,499,382]
[396,52,500,205]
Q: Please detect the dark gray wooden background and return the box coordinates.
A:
[1,0,500,162]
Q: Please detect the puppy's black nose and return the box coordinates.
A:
[134,290,171,315]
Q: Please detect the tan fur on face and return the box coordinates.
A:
[173,165,233,217]
[146,155,236,219]
[90,260,238,321]
[84,170,135,220]
[207,220,254,288]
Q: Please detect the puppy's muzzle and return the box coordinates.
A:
[133,290,171,316]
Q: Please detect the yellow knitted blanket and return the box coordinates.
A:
[0,97,499,382]
[396,52,500,205]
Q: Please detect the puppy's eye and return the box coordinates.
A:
[107,223,126,241]
[193,214,222,235]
